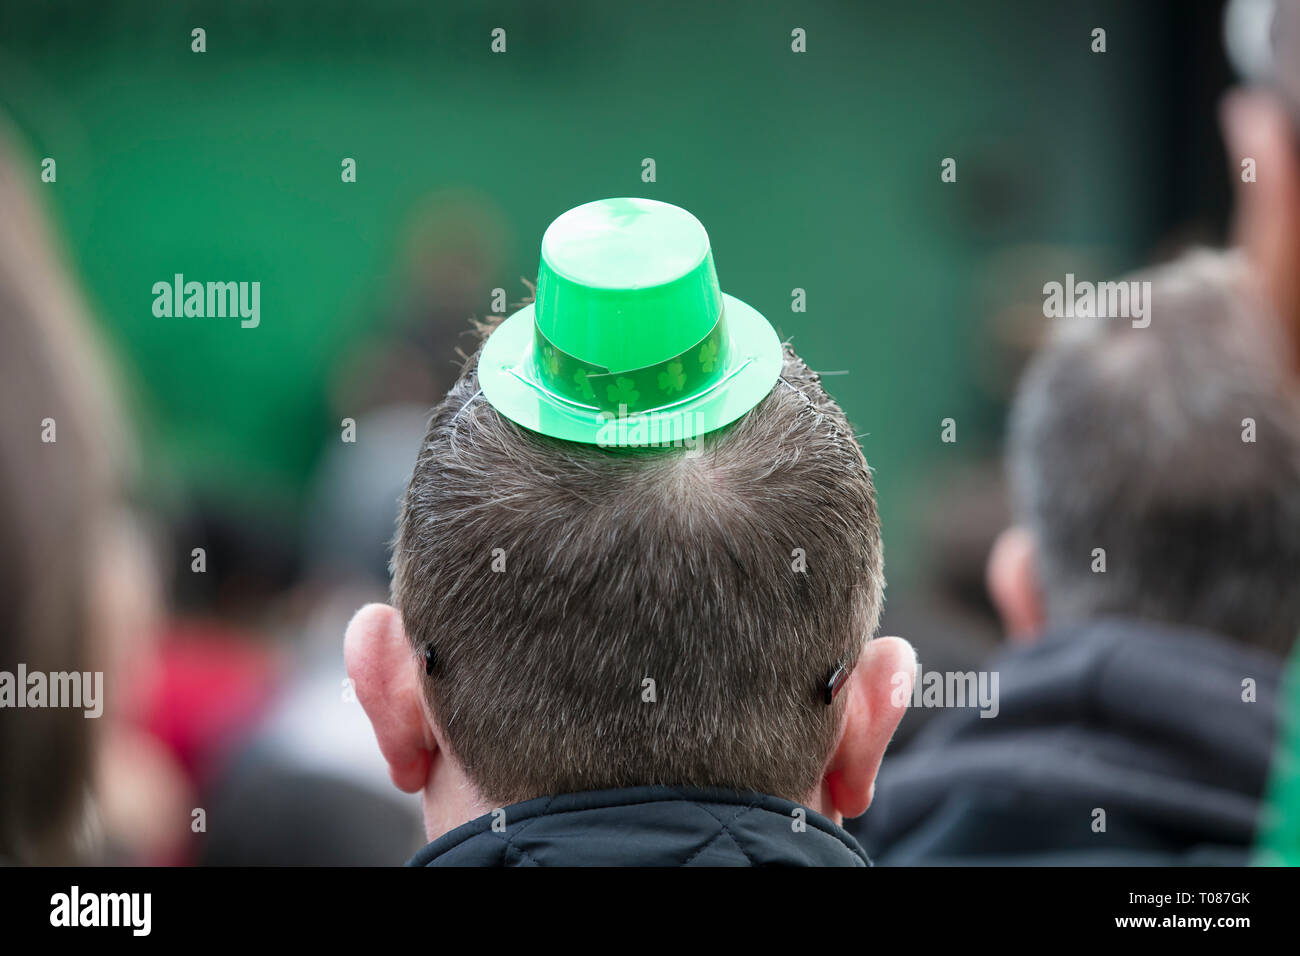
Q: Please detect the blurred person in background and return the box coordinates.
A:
[0,122,188,864]
[194,194,504,865]
[1220,0,1300,865]
[852,250,1300,864]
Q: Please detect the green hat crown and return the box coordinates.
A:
[532,198,726,413]
[478,198,782,446]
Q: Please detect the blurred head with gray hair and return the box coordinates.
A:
[989,251,1300,656]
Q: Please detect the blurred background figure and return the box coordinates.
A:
[0,122,187,865]
[851,250,1300,864]
[1216,0,1300,865]
[196,195,505,864]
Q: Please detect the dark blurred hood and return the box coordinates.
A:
[849,617,1285,865]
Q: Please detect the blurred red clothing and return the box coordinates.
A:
[140,622,283,788]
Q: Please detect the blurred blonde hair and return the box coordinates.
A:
[0,119,134,863]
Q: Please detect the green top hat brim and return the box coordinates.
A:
[478,293,783,446]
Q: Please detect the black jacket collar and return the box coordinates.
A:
[407,785,869,867]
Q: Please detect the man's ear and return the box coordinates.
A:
[1221,87,1300,371]
[987,526,1044,643]
[824,635,915,820]
[344,603,434,793]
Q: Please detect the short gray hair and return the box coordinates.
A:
[394,335,883,805]
[1010,250,1300,654]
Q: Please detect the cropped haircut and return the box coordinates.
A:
[394,333,883,805]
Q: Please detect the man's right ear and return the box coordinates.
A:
[344,603,435,793]
[986,526,1045,643]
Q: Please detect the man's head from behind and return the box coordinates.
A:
[346,338,913,839]
[989,252,1300,655]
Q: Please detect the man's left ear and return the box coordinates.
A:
[344,603,435,793]
[823,635,915,820]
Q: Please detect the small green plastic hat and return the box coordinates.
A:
[478,197,783,446]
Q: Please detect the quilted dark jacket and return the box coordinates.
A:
[406,786,870,866]
[849,617,1283,865]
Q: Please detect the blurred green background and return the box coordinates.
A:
[0,0,1231,587]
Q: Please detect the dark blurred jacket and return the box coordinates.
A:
[849,617,1283,865]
